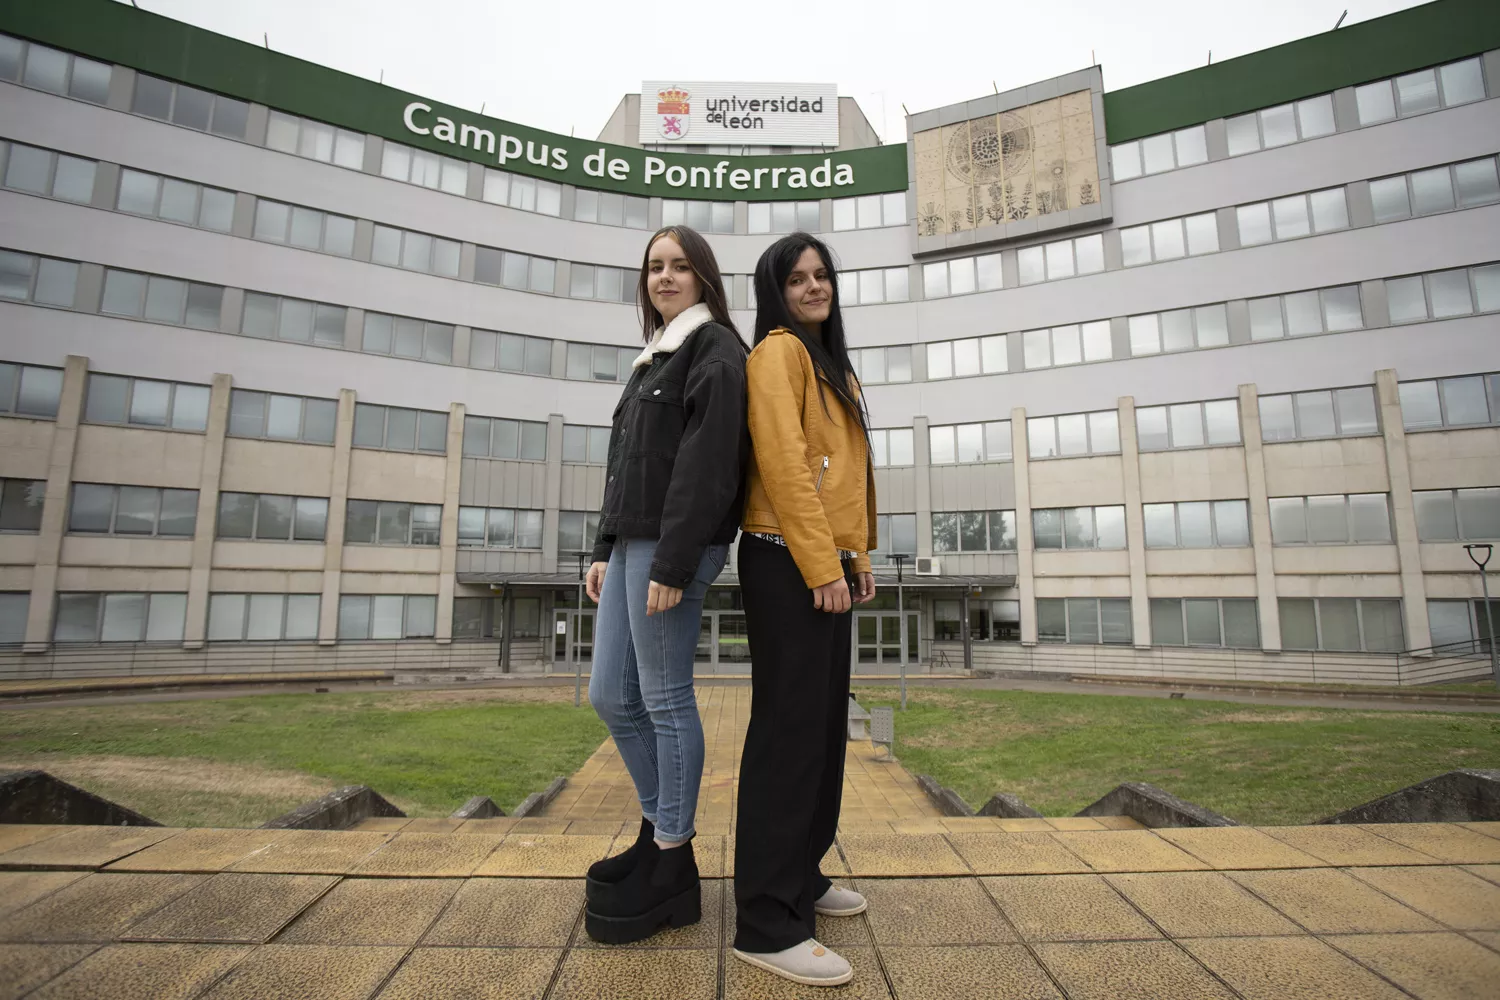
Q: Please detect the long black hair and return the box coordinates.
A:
[752,232,869,435]
[635,225,740,345]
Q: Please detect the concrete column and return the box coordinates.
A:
[542,414,565,572]
[1375,368,1431,650]
[1011,407,1036,644]
[22,355,89,651]
[913,416,932,556]
[451,327,472,369]
[91,162,119,211]
[434,402,466,643]
[105,65,135,113]
[230,192,257,240]
[316,390,357,644]
[1117,396,1151,647]
[181,373,232,648]
[1238,384,1282,650]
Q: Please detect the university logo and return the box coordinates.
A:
[656,87,690,141]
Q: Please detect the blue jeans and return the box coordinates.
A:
[588,537,727,843]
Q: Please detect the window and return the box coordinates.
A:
[462,415,548,460]
[1225,94,1337,157]
[376,139,468,195]
[1016,235,1104,285]
[573,189,648,228]
[1032,506,1126,550]
[1428,599,1500,651]
[926,337,1006,379]
[929,421,1012,464]
[3,36,111,105]
[344,500,442,546]
[1279,597,1403,652]
[562,425,610,464]
[353,403,448,454]
[851,346,914,385]
[831,192,905,230]
[265,111,364,169]
[481,170,562,215]
[569,264,637,303]
[227,389,337,444]
[753,200,822,233]
[1128,303,1230,355]
[1021,322,1111,370]
[241,291,344,347]
[662,199,735,233]
[207,594,320,642]
[1027,411,1120,458]
[474,247,556,293]
[216,492,327,542]
[1135,400,1241,451]
[1110,124,1210,180]
[1,141,97,204]
[1387,264,1500,325]
[1258,386,1378,442]
[0,478,45,533]
[470,330,554,375]
[1354,57,1486,126]
[1037,598,1132,644]
[0,250,79,307]
[870,513,917,566]
[0,362,65,418]
[1268,494,1392,545]
[1143,500,1250,548]
[842,267,911,306]
[131,73,247,137]
[1370,157,1500,225]
[100,269,223,329]
[1248,285,1363,340]
[457,506,544,548]
[337,594,438,639]
[54,592,188,644]
[115,168,232,232]
[370,225,461,278]
[1151,598,1260,648]
[1398,374,1500,431]
[252,200,356,256]
[565,343,636,382]
[361,313,453,364]
[67,483,197,538]
[1119,212,1219,266]
[0,592,27,645]
[1413,488,1500,542]
[869,428,916,467]
[558,511,603,553]
[932,510,1016,553]
[1236,187,1347,245]
[84,375,209,432]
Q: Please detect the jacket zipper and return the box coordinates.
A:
[815,456,829,493]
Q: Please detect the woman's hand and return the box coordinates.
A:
[647,581,683,616]
[585,561,608,603]
[812,577,851,613]
[852,572,876,604]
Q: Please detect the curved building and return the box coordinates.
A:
[1,0,1497,683]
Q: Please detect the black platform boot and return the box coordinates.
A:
[585,837,700,944]
[587,816,654,897]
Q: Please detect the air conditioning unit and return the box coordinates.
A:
[914,557,941,577]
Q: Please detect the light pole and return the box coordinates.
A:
[575,552,586,707]
[1463,543,1499,688]
[891,553,907,711]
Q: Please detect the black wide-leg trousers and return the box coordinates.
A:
[733,533,853,953]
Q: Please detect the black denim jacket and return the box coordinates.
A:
[590,321,749,588]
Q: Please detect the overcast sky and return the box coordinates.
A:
[119,0,1427,143]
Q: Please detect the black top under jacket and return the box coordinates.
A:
[590,321,749,589]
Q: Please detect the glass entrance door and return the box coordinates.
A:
[855,611,917,669]
[716,612,749,669]
[552,609,594,670]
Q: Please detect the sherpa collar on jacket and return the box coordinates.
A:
[632,301,714,370]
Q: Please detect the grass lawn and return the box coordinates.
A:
[0,687,606,827]
[858,686,1500,826]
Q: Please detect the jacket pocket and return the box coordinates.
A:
[814,455,829,493]
[628,379,686,457]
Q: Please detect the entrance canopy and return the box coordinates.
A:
[459,571,1015,590]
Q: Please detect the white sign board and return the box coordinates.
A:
[556,620,568,635]
[641,82,839,147]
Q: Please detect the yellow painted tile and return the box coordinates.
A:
[880,944,1064,1000]
[1228,868,1440,934]
[1050,831,1209,873]
[982,874,1161,942]
[400,819,465,834]
[121,872,338,944]
[422,878,584,947]
[0,826,72,856]
[195,944,406,999]
[0,872,207,942]
[1463,864,1500,887]
[225,830,391,875]
[551,947,717,1000]
[1462,822,1500,840]
[349,834,505,878]
[1093,816,1146,830]
[890,819,949,835]
[275,878,461,945]
[0,824,174,870]
[996,819,1056,833]
[941,818,1004,833]
[313,946,562,1000]
[509,818,572,834]
[1347,866,1500,930]
[1154,827,1325,870]
[104,829,287,873]
[455,818,518,835]
[347,818,410,833]
[0,943,100,999]
[861,877,1015,945]
[1323,932,1500,1000]
[838,834,969,877]
[24,943,250,1000]
[473,835,615,877]
[1034,940,1238,999]
[563,821,629,836]
[1046,817,1106,831]
[1104,871,1303,938]
[947,832,1092,876]
[1259,825,1440,866]
[1181,936,1410,999]
[0,872,89,919]
[1359,823,1500,864]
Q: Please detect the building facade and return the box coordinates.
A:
[1,0,1497,682]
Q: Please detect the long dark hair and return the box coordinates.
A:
[635,225,739,345]
[752,232,868,435]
